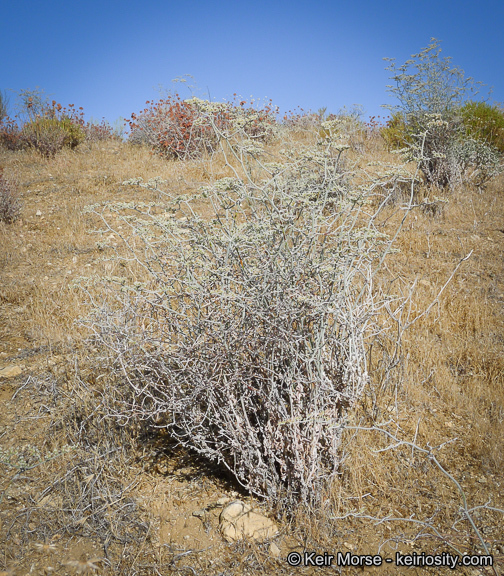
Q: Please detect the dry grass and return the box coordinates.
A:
[0,132,503,575]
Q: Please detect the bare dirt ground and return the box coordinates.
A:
[1,139,503,575]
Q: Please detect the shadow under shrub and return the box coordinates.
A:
[82,125,401,515]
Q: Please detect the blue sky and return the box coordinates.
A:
[2,0,503,127]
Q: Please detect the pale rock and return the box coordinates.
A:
[36,210,42,216]
[220,500,252,522]
[0,365,22,378]
[219,500,278,542]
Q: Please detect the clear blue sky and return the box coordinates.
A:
[2,0,503,127]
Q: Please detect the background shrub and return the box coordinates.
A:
[128,94,217,158]
[460,100,504,154]
[21,117,70,158]
[128,94,277,159]
[0,117,24,151]
[21,114,86,153]
[381,112,412,150]
[0,168,22,224]
[384,39,503,189]
[83,118,121,142]
[59,116,86,148]
[0,90,118,155]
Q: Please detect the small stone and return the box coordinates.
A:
[216,497,231,507]
[269,541,281,557]
[36,210,42,216]
[219,500,278,543]
[0,365,22,378]
[192,509,206,518]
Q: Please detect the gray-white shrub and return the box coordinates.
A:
[82,117,409,513]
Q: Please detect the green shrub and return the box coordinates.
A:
[460,101,504,154]
[59,116,86,148]
[21,117,66,158]
[21,116,85,158]
[381,113,412,150]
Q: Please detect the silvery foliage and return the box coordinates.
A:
[81,118,413,512]
[385,39,502,189]
[395,114,502,190]
[448,136,502,188]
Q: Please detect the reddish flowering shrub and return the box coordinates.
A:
[128,94,222,159]
[0,117,24,151]
[83,119,120,143]
[128,94,278,160]
[365,115,389,139]
[281,107,314,129]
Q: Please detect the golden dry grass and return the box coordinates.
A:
[0,133,503,575]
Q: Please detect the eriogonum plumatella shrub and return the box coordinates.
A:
[81,121,416,513]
